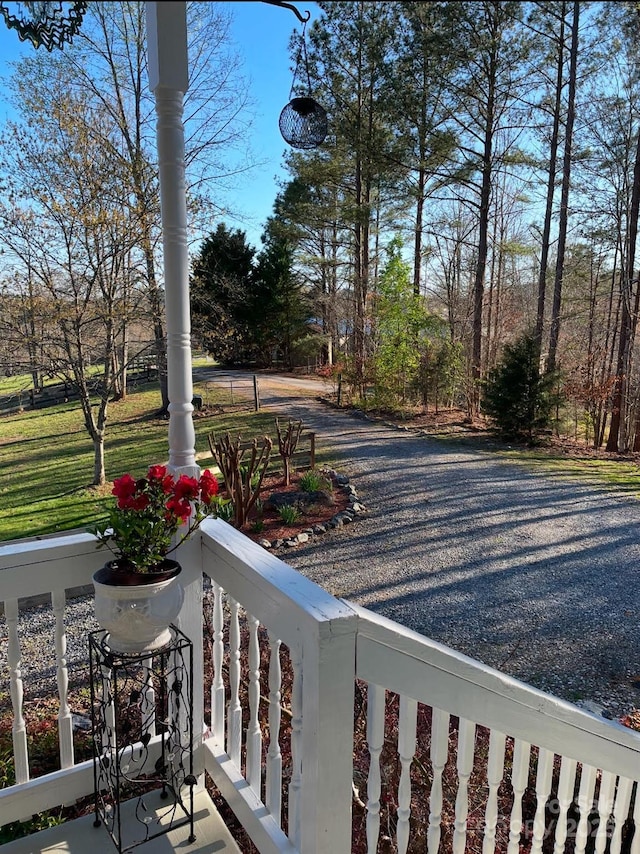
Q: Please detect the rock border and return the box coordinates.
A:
[256,468,367,551]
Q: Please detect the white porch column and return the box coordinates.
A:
[146,2,205,781]
[146,1,198,478]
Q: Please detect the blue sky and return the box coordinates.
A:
[0,1,321,249]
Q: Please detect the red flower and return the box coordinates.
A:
[174,475,199,502]
[95,463,226,571]
[146,466,174,494]
[112,474,137,508]
[166,495,192,521]
[147,465,168,481]
[199,470,219,503]
[130,494,150,511]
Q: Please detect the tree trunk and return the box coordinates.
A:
[329,220,339,364]
[535,1,566,357]
[413,162,426,297]
[471,80,494,416]
[143,235,169,414]
[93,433,105,486]
[606,106,640,450]
[546,2,579,375]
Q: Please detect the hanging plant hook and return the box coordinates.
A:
[261,0,310,25]
[278,14,328,149]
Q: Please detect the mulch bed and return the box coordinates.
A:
[231,469,350,545]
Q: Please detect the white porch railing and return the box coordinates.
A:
[199,519,356,854]
[2,523,640,853]
[351,604,640,854]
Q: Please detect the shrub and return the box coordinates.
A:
[209,433,272,528]
[275,418,303,486]
[482,333,561,442]
[239,464,262,492]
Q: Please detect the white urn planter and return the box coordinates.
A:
[92,559,184,654]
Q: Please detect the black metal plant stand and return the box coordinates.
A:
[89,627,196,852]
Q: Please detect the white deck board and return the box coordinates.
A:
[1,789,242,854]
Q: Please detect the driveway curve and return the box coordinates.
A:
[256,391,640,720]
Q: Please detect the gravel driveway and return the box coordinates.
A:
[267,397,640,720]
[4,385,640,721]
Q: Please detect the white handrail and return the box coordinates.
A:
[0,532,103,600]
[350,600,640,779]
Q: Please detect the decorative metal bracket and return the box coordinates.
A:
[271,2,328,150]
[261,0,310,25]
[0,1,87,51]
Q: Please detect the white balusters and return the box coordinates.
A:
[5,598,28,784]
[52,589,73,769]
[531,748,554,854]
[552,756,577,854]
[397,695,418,854]
[266,631,282,824]
[594,771,616,854]
[575,763,597,854]
[452,717,476,854]
[508,739,531,854]
[427,707,450,854]
[227,597,242,768]
[610,775,633,854]
[211,582,225,745]
[366,683,386,853]
[483,729,506,854]
[288,643,303,849]
[246,613,262,795]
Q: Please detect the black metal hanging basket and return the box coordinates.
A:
[279,96,328,150]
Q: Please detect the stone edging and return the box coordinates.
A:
[256,468,367,552]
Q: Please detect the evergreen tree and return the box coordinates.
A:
[482,333,561,442]
[304,1,403,391]
[190,224,256,365]
[448,0,533,414]
[251,229,315,369]
[414,334,464,412]
[395,1,462,295]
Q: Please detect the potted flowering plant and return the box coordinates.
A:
[91,464,228,653]
[93,464,226,575]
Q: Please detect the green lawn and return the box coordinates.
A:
[0,380,275,543]
[7,372,637,546]
[500,447,640,498]
[0,354,213,399]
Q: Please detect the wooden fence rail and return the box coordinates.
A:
[236,432,315,471]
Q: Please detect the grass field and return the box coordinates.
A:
[0,378,275,543]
